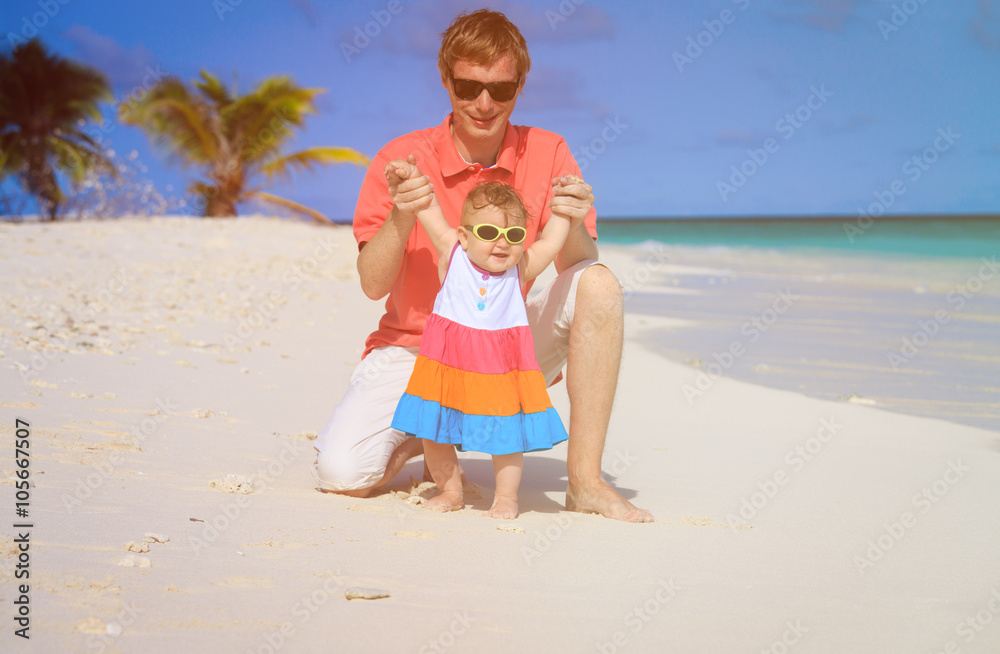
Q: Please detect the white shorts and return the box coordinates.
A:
[312,259,602,491]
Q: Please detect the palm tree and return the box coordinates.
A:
[119,70,368,222]
[0,39,115,220]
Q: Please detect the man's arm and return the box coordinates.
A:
[356,155,435,300]
[357,205,417,300]
[550,175,599,273]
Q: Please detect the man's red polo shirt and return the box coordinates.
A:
[354,113,598,359]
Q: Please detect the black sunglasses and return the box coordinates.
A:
[450,75,521,102]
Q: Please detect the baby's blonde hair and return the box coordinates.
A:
[462,182,529,227]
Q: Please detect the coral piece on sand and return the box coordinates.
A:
[209,474,255,494]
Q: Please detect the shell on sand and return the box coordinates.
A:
[345,587,390,600]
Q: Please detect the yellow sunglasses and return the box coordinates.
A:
[468,223,526,244]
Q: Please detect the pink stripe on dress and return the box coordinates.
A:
[419,313,541,374]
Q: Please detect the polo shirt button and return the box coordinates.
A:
[481,274,488,281]
[468,166,475,172]
[477,302,486,311]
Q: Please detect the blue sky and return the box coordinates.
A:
[3,0,999,219]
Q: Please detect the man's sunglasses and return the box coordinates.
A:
[468,223,526,244]
[450,75,521,102]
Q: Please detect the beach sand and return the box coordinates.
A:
[1,217,998,653]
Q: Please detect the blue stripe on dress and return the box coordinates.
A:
[392,393,568,455]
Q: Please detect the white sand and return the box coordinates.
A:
[1,217,998,653]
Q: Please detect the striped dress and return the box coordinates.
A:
[391,244,568,455]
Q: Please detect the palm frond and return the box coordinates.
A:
[195,70,232,108]
[259,147,369,181]
[248,190,334,225]
[120,80,219,165]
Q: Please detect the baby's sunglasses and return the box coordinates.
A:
[468,223,526,245]
[450,75,521,102]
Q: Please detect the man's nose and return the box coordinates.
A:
[474,89,494,112]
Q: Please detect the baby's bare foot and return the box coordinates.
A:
[483,496,518,520]
[424,489,463,512]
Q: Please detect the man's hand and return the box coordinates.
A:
[385,154,434,220]
[549,174,594,227]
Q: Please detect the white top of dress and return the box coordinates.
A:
[434,245,528,330]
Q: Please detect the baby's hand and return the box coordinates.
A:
[384,155,422,188]
[384,154,435,219]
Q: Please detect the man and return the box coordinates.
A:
[313,9,652,523]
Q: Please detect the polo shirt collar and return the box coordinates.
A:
[437,113,519,178]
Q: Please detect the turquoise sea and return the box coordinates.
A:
[598,215,1000,259]
[606,215,1000,432]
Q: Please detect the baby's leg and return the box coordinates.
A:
[422,440,464,512]
[483,453,523,519]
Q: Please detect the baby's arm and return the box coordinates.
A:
[520,209,572,282]
[385,158,458,260]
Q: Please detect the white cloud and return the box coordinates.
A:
[63,25,158,90]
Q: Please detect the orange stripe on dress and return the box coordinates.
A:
[419,314,541,374]
[404,356,552,416]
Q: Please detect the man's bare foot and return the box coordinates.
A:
[482,495,518,520]
[566,479,654,523]
[425,489,463,512]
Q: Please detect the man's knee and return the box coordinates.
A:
[313,444,377,491]
[573,264,623,335]
[578,264,623,307]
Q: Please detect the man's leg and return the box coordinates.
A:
[529,262,654,523]
[564,265,653,522]
[312,346,422,497]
